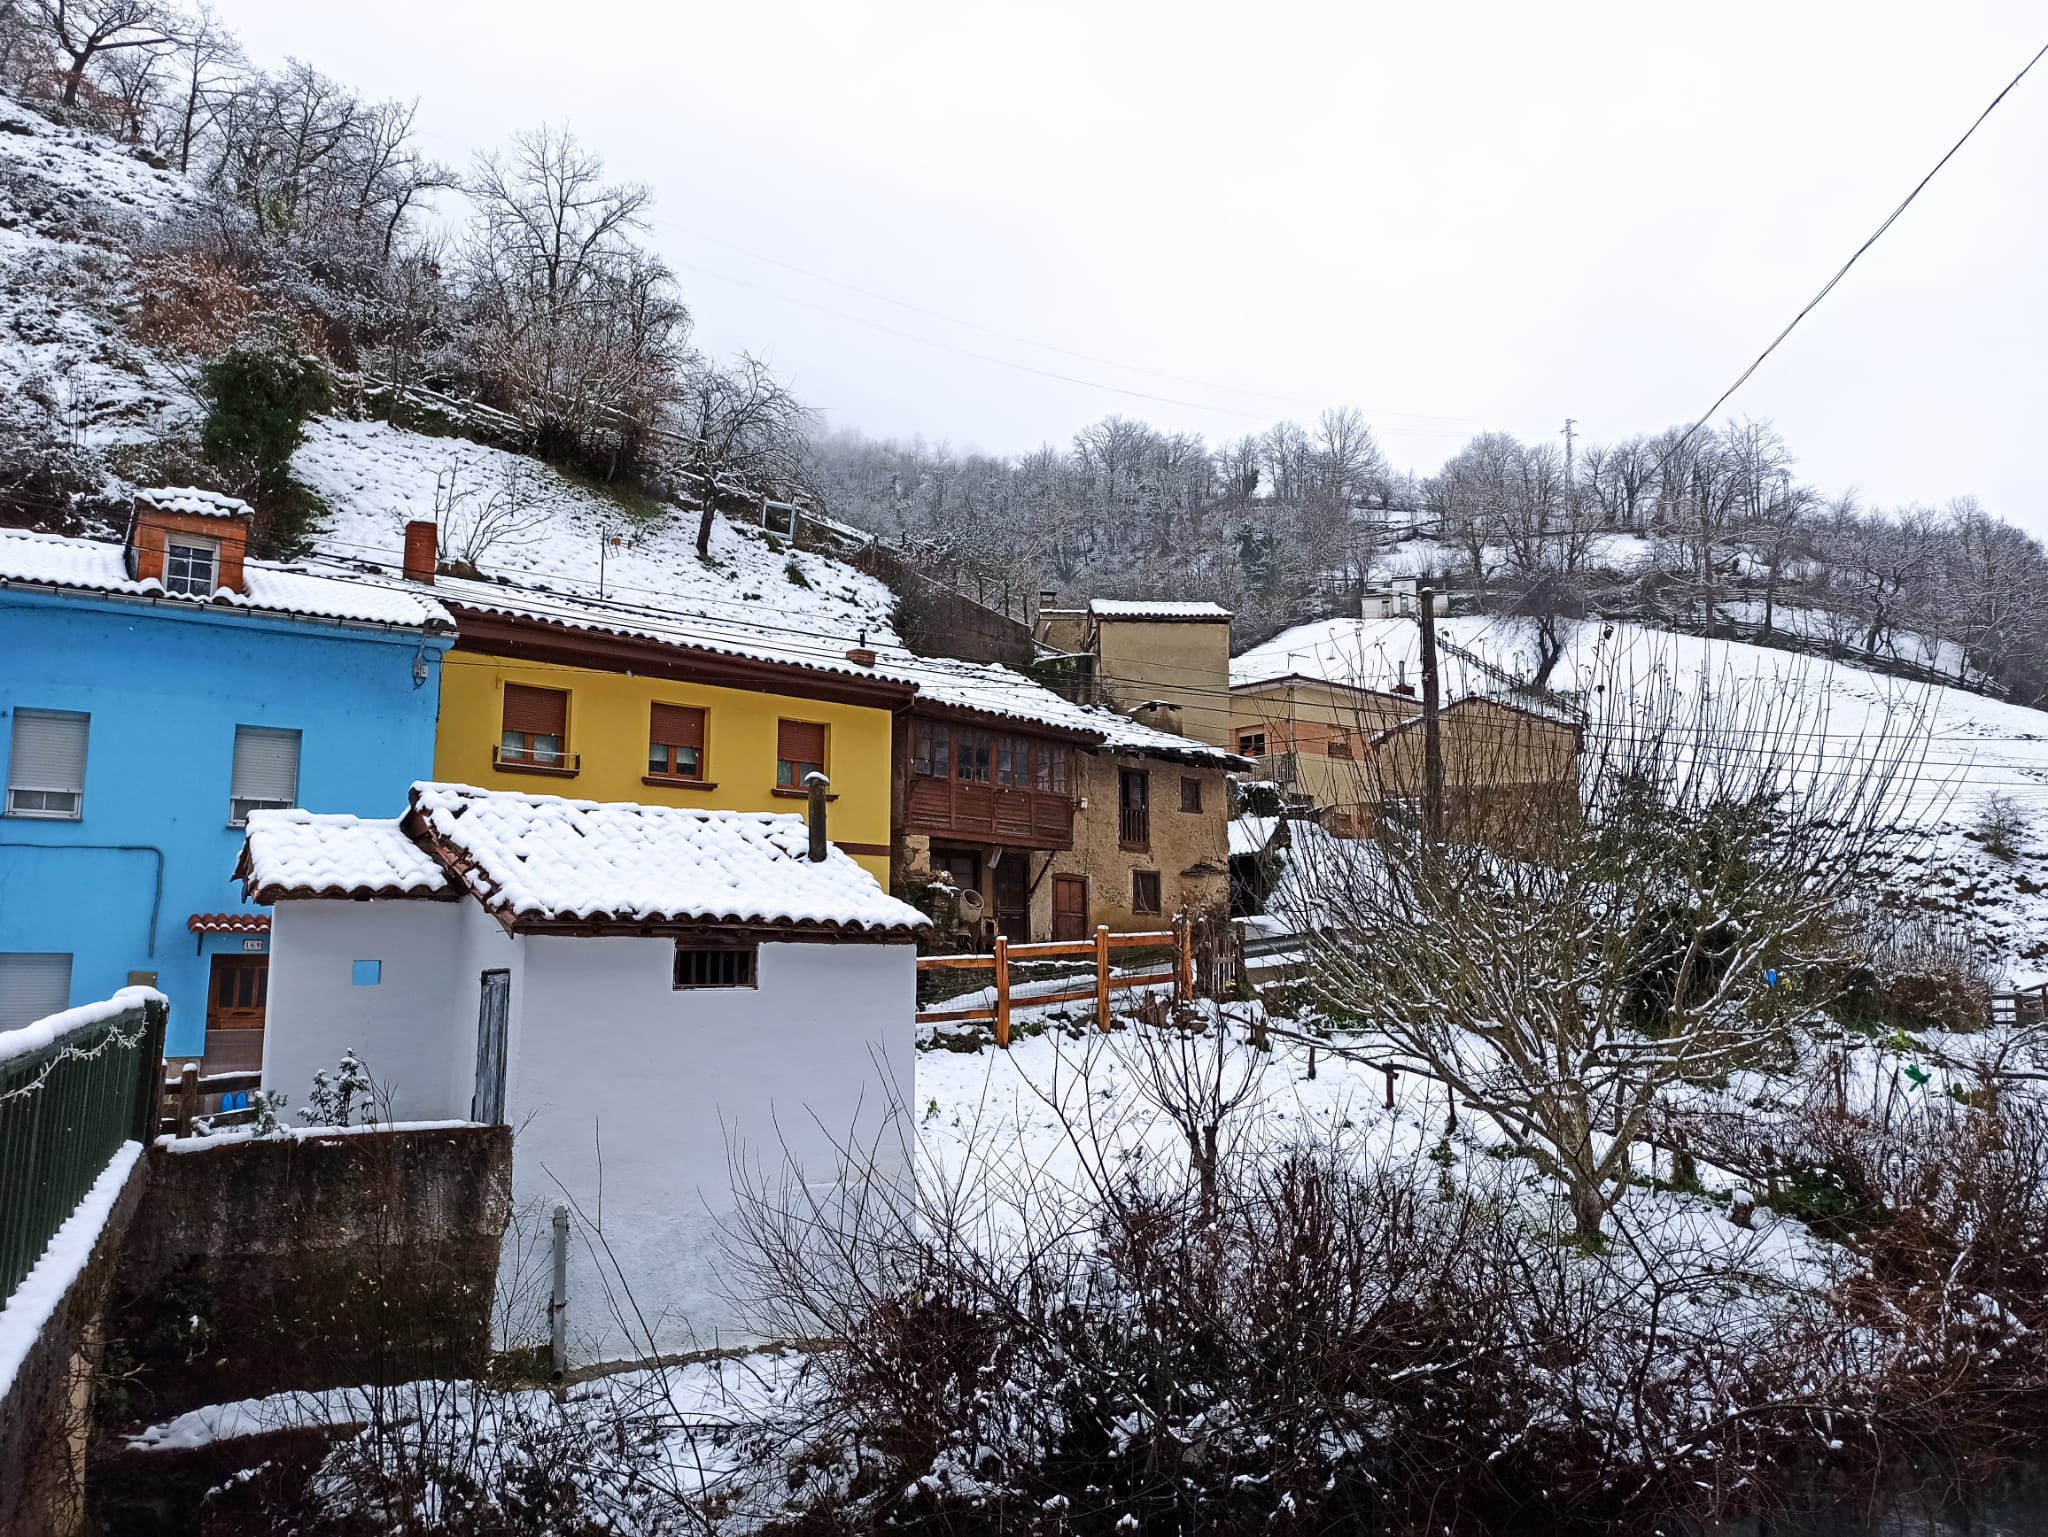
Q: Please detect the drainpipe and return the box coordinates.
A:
[805,772,830,861]
[0,840,164,956]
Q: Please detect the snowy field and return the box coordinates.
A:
[1237,613,2048,980]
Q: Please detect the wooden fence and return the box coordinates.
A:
[918,921,1195,1049]
[160,1065,263,1138]
[0,990,166,1303]
[1989,983,2048,1028]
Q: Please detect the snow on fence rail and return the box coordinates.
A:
[0,987,166,1304]
[918,922,1196,1048]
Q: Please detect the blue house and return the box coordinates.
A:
[0,489,454,1067]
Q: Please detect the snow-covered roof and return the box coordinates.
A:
[881,651,1250,768]
[408,783,927,937]
[239,810,455,902]
[0,528,456,633]
[136,486,252,520]
[1229,816,1283,858]
[1090,599,1232,621]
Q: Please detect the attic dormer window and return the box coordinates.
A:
[164,536,219,596]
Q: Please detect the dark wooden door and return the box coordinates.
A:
[472,969,511,1126]
[203,954,268,1072]
[992,857,1030,943]
[1052,875,1088,942]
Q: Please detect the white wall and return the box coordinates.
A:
[505,936,917,1363]
[263,900,465,1120]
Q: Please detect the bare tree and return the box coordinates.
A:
[679,352,813,554]
[30,0,173,108]
[1287,650,1930,1246]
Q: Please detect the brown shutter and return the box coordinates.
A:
[503,684,567,736]
[650,703,704,749]
[778,719,826,763]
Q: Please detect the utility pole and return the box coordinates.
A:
[1418,587,1444,842]
[1562,417,1578,523]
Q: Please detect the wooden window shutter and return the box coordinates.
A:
[503,684,567,737]
[650,703,704,749]
[778,720,826,764]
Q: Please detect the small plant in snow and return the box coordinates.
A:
[1975,792,2026,861]
[299,1049,380,1128]
[248,1088,288,1137]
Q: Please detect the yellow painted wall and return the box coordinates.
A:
[434,649,896,883]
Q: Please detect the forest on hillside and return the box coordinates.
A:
[4,1,2047,700]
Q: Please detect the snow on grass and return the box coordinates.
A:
[294,416,899,650]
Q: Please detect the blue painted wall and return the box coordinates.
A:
[0,589,448,1057]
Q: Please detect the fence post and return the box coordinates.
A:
[131,997,168,1142]
[993,935,1011,1050]
[1173,917,1193,1006]
[1094,925,1112,1032]
[175,1062,199,1139]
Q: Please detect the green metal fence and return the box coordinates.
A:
[0,990,166,1303]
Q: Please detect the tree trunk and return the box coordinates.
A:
[695,496,716,557]
[1570,1179,1606,1248]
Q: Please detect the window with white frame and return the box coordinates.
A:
[6,708,88,818]
[229,725,301,825]
[164,536,220,595]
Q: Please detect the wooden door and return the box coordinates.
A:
[992,857,1030,944]
[203,954,268,1072]
[1052,875,1088,942]
[471,969,511,1126]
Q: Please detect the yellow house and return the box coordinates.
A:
[429,583,913,884]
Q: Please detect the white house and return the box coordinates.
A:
[238,781,928,1363]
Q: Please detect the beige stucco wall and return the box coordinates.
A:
[1093,618,1234,748]
[1229,679,1418,812]
[1367,698,1580,800]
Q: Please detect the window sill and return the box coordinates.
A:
[1120,844,1152,855]
[3,808,82,821]
[495,760,581,780]
[771,786,839,801]
[643,775,720,791]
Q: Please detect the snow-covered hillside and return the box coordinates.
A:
[1239,614,2048,981]
[0,98,193,460]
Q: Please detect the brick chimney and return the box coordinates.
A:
[127,488,252,595]
[403,520,438,585]
[844,629,876,668]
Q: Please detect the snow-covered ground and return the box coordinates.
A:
[1237,614,2048,980]
[0,96,195,457]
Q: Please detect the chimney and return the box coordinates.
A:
[844,628,876,668]
[403,520,438,585]
[804,771,830,861]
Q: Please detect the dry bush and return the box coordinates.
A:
[127,244,263,354]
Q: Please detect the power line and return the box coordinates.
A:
[1661,36,2048,468]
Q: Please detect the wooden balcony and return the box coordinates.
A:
[906,775,1074,849]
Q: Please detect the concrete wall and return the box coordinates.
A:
[0,592,448,1057]
[1091,617,1234,747]
[0,1152,149,1537]
[506,935,916,1362]
[856,544,1034,668]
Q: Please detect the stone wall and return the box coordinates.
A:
[0,1150,150,1537]
[102,1124,511,1422]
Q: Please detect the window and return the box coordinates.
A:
[500,683,569,769]
[229,725,300,826]
[913,720,951,779]
[1328,732,1354,760]
[163,536,219,596]
[351,960,382,987]
[1180,776,1203,813]
[996,734,1031,788]
[6,708,88,819]
[777,719,827,788]
[1119,768,1151,849]
[648,702,706,780]
[1132,871,1162,915]
[674,945,756,989]
[954,729,991,784]
[1238,731,1266,757]
[0,952,72,1030]
[1035,745,1069,794]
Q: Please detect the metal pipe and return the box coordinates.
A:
[0,840,164,956]
[550,1203,569,1381]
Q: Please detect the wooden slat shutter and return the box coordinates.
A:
[650,703,704,749]
[778,720,826,764]
[503,684,567,737]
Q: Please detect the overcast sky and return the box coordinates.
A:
[212,2,2044,525]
